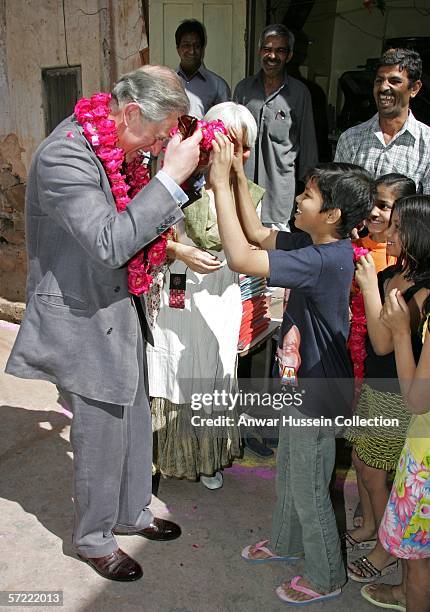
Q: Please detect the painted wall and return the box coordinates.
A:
[0,0,147,305]
[110,0,148,81]
[3,0,146,171]
[6,0,102,171]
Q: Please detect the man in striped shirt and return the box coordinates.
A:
[335,48,430,193]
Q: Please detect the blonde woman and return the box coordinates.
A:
[147,102,263,488]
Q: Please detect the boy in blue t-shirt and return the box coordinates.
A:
[210,132,375,606]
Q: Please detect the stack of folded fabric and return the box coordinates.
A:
[238,275,270,351]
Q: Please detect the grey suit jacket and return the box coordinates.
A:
[5,116,184,405]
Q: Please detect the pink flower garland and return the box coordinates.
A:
[348,245,369,406]
[170,118,228,167]
[73,92,170,296]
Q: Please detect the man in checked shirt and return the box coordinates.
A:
[335,48,430,193]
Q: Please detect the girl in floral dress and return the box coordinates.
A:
[361,195,430,612]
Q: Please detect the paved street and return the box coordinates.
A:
[0,320,399,611]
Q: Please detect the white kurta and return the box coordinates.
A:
[147,218,242,407]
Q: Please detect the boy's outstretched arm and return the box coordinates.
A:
[230,127,277,251]
[210,133,270,278]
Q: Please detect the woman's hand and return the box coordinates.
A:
[355,253,378,293]
[208,132,234,190]
[380,288,411,335]
[173,242,222,274]
[228,126,246,177]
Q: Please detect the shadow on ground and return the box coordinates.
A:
[0,405,74,553]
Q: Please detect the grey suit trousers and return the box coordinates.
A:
[60,330,153,558]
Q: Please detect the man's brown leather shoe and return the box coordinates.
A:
[77,548,143,581]
[114,517,181,541]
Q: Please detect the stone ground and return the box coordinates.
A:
[0,320,401,612]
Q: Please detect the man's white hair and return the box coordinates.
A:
[112,65,189,123]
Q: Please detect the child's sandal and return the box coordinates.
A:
[341,531,376,551]
[241,540,300,563]
[347,555,399,583]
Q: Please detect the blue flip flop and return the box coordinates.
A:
[241,540,300,563]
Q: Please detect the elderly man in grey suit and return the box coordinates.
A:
[5,67,202,582]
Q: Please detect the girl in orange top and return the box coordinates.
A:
[355,174,416,272]
[347,174,417,540]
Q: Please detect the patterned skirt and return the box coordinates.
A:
[151,397,241,480]
[345,383,412,471]
[379,442,430,559]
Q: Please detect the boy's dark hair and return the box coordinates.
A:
[375,173,416,200]
[377,48,422,86]
[305,163,375,239]
[394,195,430,319]
[175,19,206,48]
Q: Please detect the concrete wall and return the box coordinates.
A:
[110,0,148,81]
[0,0,147,307]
